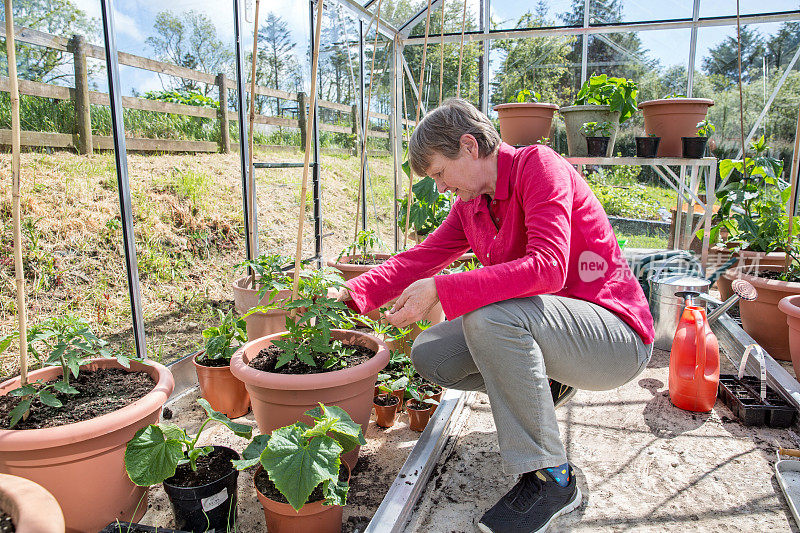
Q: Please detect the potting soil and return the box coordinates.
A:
[194,356,232,368]
[345,256,385,266]
[0,513,13,533]
[374,394,399,407]
[166,447,238,488]
[248,344,374,374]
[0,369,154,430]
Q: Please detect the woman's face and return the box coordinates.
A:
[424,136,487,202]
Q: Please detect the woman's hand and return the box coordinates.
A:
[327,286,352,302]
[384,278,439,328]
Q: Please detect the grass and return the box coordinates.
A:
[617,233,669,250]
[583,165,677,221]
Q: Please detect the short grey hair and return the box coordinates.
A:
[408,98,501,177]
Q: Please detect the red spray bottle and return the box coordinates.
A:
[669,290,719,412]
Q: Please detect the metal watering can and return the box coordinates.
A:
[641,251,739,351]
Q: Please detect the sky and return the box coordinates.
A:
[64,0,800,97]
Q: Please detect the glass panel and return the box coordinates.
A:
[490,0,575,32]
[595,0,693,24]
[700,0,800,19]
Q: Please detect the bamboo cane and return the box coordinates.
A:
[403,0,433,249]
[5,0,28,386]
[290,0,325,305]
[354,0,384,241]
[785,104,800,271]
[438,0,445,106]
[456,0,467,98]
[247,0,261,290]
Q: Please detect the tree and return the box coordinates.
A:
[146,10,232,96]
[766,22,800,71]
[256,12,302,116]
[559,0,654,93]
[0,0,98,83]
[702,26,766,89]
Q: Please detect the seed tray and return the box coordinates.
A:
[99,522,189,533]
[719,374,796,427]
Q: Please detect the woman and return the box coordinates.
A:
[338,98,654,533]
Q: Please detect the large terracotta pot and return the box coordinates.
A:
[0,473,65,533]
[193,353,250,418]
[778,295,800,378]
[255,464,349,533]
[724,267,800,361]
[232,275,292,340]
[558,105,620,157]
[230,329,389,468]
[0,359,174,533]
[717,250,786,300]
[493,102,558,146]
[638,98,714,157]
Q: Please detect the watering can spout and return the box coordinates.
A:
[703,279,758,325]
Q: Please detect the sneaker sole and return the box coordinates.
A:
[475,486,583,533]
[553,386,577,409]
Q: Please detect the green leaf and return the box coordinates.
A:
[124,425,185,486]
[197,399,253,439]
[9,384,38,397]
[304,405,365,452]
[232,434,270,470]
[38,390,62,408]
[9,397,32,428]
[322,476,349,506]
[260,425,343,511]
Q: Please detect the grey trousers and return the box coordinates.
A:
[411,295,653,475]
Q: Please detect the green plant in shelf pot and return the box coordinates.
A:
[0,316,133,427]
[696,119,715,138]
[514,89,542,103]
[579,121,614,138]
[574,74,638,124]
[235,403,366,512]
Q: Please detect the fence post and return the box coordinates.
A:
[217,73,231,153]
[351,104,359,156]
[69,34,92,155]
[298,92,307,149]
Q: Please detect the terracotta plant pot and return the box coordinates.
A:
[717,250,786,300]
[230,329,389,468]
[724,266,799,361]
[407,402,433,432]
[373,395,400,428]
[423,386,444,414]
[254,464,350,533]
[0,473,65,533]
[638,98,714,157]
[779,295,800,378]
[193,353,250,418]
[559,105,620,157]
[493,102,558,146]
[391,388,406,412]
[0,358,174,533]
[232,275,293,340]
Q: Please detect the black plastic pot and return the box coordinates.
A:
[99,523,189,533]
[681,137,708,158]
[635,136,661,157]
[586,136,610,157]
[162,446,240,533]
[718,375,796,427]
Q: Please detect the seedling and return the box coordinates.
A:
[199,309,247,364]
[236,253,295,301]
[580,121,614,138]
[663,93,686,99]
[377,374,409,397]
[514,89,541,103]
[234,403,365,511]
[337,229,385,262]
[407,384,440,410]
[0,316,132,427]
[648,133,658,138]
[696,119,715,138]
[124,398,253,487]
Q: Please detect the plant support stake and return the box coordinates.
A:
[291,0,325,305]
[5,0,28,385]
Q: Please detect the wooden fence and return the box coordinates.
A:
[0,25,410,155]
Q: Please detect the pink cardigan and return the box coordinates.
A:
[345,143,655,344]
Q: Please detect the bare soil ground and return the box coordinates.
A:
[0,149,395,379]
[408,347,800,532]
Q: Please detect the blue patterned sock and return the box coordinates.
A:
[545,463,570,487]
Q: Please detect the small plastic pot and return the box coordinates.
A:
[373,395,400,428]
[407,401,433,432]
[586,136,610,157]
[681,137,708,158]
[391,388,406,412]
[162,446,240,533]
[635,136,661,157]
[423,386,444,414]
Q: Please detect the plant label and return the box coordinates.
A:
[201,487,228,512]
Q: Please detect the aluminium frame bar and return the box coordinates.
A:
[310,0,323,267]
[480,0,489,114]
[337,0,398,39]
[359,20,368,232]
[402,9,800,45]
[100,0,147,360]
[686,0,700,96]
